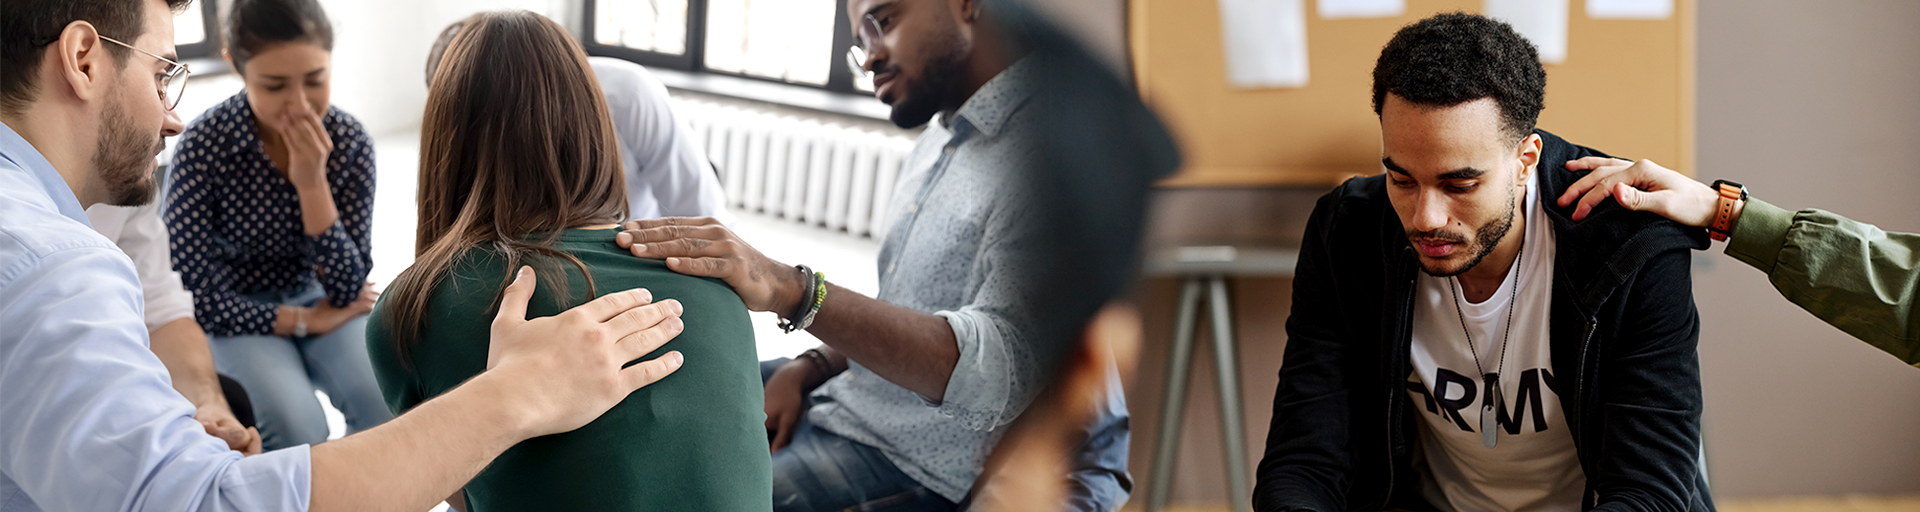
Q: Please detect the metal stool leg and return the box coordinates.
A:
[1209,276,1251,512]
[1146,276,1206,512]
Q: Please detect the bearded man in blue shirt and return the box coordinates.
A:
[0,1,693,510]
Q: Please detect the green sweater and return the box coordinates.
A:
[366,228,772,511]
[1726,198,1920,367]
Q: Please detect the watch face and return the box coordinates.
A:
[1714,180,1746,199]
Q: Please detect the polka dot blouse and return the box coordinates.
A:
[164,91,376,337]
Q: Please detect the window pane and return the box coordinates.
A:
[595,0,690,56]
[703,0,836,85]
[175,6,206,46]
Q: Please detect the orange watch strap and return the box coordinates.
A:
[1710,183,1742,241]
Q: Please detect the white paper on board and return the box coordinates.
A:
[1317,0,1404,19]
[1219,0,1310,89]
[1484,0,1569,64]
[1587,0,1673,19]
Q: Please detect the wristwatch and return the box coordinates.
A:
[293,307,309,337]
[1708,179,1746,242]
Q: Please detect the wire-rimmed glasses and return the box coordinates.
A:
[97,35,190,111]
[843,14,884,78]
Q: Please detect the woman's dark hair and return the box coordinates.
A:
[380,10,627,355]
[1,0,193,115]
[1372,12,1546,143]
[225,0,333,73]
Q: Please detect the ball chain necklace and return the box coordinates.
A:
[1446,229,1524,449]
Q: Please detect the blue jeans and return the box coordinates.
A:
[209,283,393,451]
[761,359,956,512]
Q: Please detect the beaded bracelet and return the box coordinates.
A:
[778,265,827,333]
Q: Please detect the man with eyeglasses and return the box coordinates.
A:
[615,0,1132,511]
[0,1,696,510]
[47,15,268,461]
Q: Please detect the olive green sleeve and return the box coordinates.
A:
[1725,198,1920,367]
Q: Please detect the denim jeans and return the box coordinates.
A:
[208,282,393,451]
[761,359,957,512]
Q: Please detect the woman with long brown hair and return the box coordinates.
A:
[365,10,770,511]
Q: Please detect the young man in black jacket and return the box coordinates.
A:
[1254,13,1714,512]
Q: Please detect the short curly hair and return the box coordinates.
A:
[1372,12,1545,143]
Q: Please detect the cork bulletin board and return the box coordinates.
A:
[1130,0,1695,187]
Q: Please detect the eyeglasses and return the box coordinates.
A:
[97,35,191,111]
[843,14,884,78]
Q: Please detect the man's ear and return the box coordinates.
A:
[54,21,112,103]
[958,0,981,22]
[1515,132,1543,186]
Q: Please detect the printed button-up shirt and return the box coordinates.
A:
[806,59,1131,509]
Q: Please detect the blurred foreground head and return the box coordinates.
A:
[958,0,1179,509]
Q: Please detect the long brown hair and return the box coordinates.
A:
[381,10,627,355]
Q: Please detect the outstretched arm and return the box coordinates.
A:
[1560,157,1919,366]
[614,218,960,400]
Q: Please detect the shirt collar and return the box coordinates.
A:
[0,121,90,226]
[945,57,1037,139]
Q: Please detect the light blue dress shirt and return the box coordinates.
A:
[0,122,311,512]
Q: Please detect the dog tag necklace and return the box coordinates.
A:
[1447,233,1523,449]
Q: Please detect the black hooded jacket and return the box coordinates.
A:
[1253,130,1715,511]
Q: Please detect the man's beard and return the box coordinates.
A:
[886,28,971,129]
[1412,185,1518,278]
[94,95,165,207]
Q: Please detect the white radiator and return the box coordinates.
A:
[672,96,918,239]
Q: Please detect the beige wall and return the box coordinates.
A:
[1692,0,1920,497]
[1129,0,1920,505]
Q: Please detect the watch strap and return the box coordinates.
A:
[1709,179,1746,242]
[293,307,309,337]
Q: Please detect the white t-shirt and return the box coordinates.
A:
[84,202,196,332]
[589,57,734,225]
[1406,171,1585,511]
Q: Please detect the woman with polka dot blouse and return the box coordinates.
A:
[164,0,390,451]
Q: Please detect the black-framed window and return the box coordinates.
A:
[174,0,220,60]
[583,0,871,95]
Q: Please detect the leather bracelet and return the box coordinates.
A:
[783,265,816,322]
[1709,179,1746,242]
[778,265,827,333]
[796,348,836,380]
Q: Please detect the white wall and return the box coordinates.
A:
[318,0,1114,135]
[314,0,579,136]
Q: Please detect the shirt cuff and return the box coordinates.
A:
[144,274,197,331]
[933,309,1016,431]
[213,444,313,511]
[145,301,197,332]
[1725,197,1794,274]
